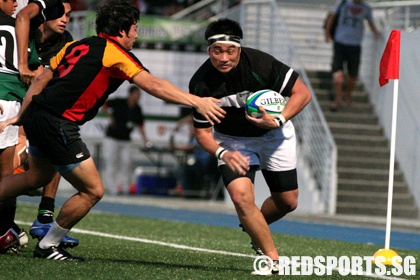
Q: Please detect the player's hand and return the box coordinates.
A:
[19,65,35,84]
[0,117,19,133]
[145,141,153,149]
[245,106,279,129]
[220,150,250,175]
[195,97,226,126]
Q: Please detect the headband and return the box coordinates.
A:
[207,34,241,47]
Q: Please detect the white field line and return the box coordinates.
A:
[17,221,406,280]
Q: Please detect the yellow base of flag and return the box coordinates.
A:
[372,248,400,265]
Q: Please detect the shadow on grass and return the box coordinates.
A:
[90,257,249,273]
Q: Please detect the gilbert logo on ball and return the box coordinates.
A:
[246,89,286,117]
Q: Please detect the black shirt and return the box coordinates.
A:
[189,47,298,137]
[29,0,64,32]
[105,98,145,141]
[33,29,73,66]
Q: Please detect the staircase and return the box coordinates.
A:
[308,71,418,218]
[275,3,419,218]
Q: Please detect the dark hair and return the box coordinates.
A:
[95,0,140,37]
[204,18,243,40]
[128,85,140,95]
[62,0,71,4]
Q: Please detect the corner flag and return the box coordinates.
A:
[373,30,402,264]
[379,30,401,87]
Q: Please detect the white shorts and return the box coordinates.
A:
[214,121,297,172]
[0,100,20,149]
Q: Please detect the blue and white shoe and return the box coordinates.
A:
[30,220,79,248]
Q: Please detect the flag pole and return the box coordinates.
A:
[384,78,399,250]
[373,29,401,265]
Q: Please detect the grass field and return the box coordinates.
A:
[1,203,419,279]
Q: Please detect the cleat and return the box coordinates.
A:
[18,228,29,248]
[250,241,264,256]
[7,228,29,253]
[30,220,79,248]
[0,229,19,254]
[251,259,280,275]
[33,242,84,261]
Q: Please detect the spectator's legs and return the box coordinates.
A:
[102,138,118,194]
[119,141,132,194]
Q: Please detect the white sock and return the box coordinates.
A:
[39,221,69,249]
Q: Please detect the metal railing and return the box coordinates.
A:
[171,0,241,20]
[360,1,420,210]
[371,1,420,31]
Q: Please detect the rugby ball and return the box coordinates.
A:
[246,89,286,117]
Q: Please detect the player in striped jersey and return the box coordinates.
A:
[0,0,225,261]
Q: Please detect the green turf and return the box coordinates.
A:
[1,204,418,279]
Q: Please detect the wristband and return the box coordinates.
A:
[218,150,227,160]
[215,147,227,160]
[274,114,287,128]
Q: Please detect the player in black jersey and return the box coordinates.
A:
[190,18,311,274]
[16,0,65,85]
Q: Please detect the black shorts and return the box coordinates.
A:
[332,42,361,78]
[23,104,90,165]
[219,165,298,193]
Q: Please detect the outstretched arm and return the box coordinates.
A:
[132,70,225,126]
[0,68,53,132]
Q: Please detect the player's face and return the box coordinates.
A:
[0,0,18,16]
[43,3,72,34]
[120,24,138,50]
[208,43,241,73]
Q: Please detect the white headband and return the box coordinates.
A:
[207,34,241,47]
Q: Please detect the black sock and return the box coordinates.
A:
[37,196,55,224]
[0,198,18,235]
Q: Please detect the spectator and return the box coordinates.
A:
[170,109,219,197]
[325,0,380,111]
[102,85,151,195]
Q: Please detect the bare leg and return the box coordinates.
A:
[0,152,55,236]
[0,145,16,180]
[42,173,61,198]
[227,177,279,261]
[38,157,103,250]
[260,189,298,225]
[55,157,104,229]
[331,70,344,111]
[0,154,56,200]
[346,76,357,105]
